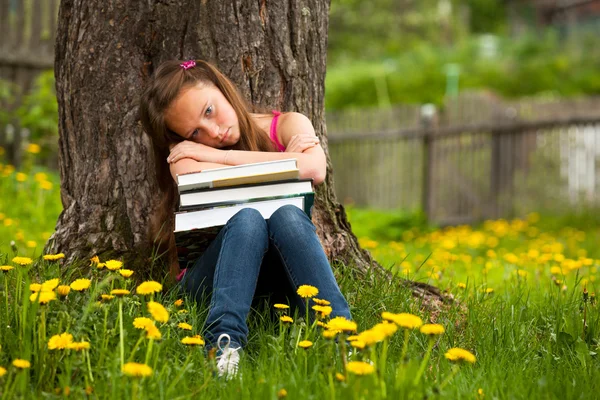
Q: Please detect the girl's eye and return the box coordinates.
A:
[205,105,213,116]
[191,129,199,138]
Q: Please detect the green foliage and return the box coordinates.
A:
[16,71,58,142]
[325,31,600,110]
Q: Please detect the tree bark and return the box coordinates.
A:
[49,0,445,305]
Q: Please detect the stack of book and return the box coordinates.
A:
[174,159,315,236]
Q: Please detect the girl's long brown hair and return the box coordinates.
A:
[139,60,277,271]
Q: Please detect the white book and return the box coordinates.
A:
[179,179,313,209]
[174,194,314,232]
[177,159,299,192]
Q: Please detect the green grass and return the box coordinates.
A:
[0,163,599,398]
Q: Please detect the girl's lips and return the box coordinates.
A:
[220,128,229,143]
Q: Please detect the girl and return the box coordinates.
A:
[139,59,352,377]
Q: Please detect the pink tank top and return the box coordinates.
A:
[270,111,286,152]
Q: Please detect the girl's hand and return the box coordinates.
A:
[284,134,320,153]
[167,141,217,164]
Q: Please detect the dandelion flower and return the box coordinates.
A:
[30,291,56,304]
[297,285,318,298]
[145,325,162,340]
[457,282,467,289]
[70,278,91,292]
[48,333,74,350]
[0,265,14,273]
[346,361,375,375]
[178,322,192,331]
[420,324,445,336]
[274,303,289,309]
[96,263,105,269]
[280,316,294,324]
[57,285,71,297]
[181,335,205,346]
[67,341,91,351]
[277,388,288,398]
[323,330,338,340]
[136,281,162,295]
[12,256,33,266]
[335,372,346,382]
[356,329,386,346]
[43,253,65,261]
[372,321,398,338]
[147,301,169,323]
[174,299,184,307]
[298,340,313,349]
[105,260,123,271]
[133,317,154,330]
[350,340,366,350]
[42,278,60,291]
[445,347,476,364]
[110,289,130,297]
[313,298,331,306]
[90,255,100,265]
[100,294,114,302]
[122,362,152,377]
[312,305,333,317]
[327,316,357,332]
[27,143,41,154]
[0,366,6,376]
[29,283,43,292]
[12,359,31,369]
[119,269,134,278]
[383,312,423,329]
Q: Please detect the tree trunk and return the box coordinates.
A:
[49,0,445,305]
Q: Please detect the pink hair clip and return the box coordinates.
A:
[180,60,196,70]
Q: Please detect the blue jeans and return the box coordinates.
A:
[179,205,352,348]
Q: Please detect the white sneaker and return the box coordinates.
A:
[216,333,241,379]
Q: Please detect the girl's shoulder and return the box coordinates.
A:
[276,112,315,137]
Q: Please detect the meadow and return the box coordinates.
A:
[0,154,599,399]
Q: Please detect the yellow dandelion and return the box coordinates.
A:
[181,335,205,346]
[110,289,130,297]
[12,256,33,266]
[298,340,313,349]
[313,298,331,306]
[323,330,339,340]
[383,312,423,329]
[70,278,91,291]
[101,294,114,301]
[346,361,375,375]
[147,301,169,323]
[133,317,154,330]
[29,283,43,292]
[420,324,445,336]
[67,341,91,351]
[0,265,14,273]
[327,316,357,332]
[122,362,153,377]
[104,259,123,271]
[42,278,60,291]
[444,347,476,364]
[90,255,100,265]
[350,340,366,349]
[178,309,188,314]
[40,180,53,190]
[277,388,288,398]
[174,299,184,307]
[356,329,386,346]
[0,366,6,377]
[30,291,56,304]
[335,372,346,382]
[26,143,41,154]
[317,321,328,328]
[274,303,290,309]
[119,269,134,278]
[178,322,193,331]
[16,172,27,182]
[145,324,162,340]
[43,253,65,261]
[457,282,467,289]
[56,285,70,297]
[96,262,106,269]
[48,333,74,350]
[312,305,333,317]
[136,281,163,295]
[12,359,31,369]
[297,285,319,298]
[280,315,294,324]
[372,321,398,338]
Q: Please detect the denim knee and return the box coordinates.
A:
[227,208,269,245]
[268,205,313,233]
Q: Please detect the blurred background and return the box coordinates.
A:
[0,0,600,234]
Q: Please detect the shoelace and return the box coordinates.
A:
[216,334,240,378]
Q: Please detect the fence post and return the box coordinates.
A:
[421,104,437,221]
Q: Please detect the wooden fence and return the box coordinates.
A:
[0,0,58,166]
[327,96,600,224]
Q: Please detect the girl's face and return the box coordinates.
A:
[164,82,240,148]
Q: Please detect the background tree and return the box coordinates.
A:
[50,0,442,302]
